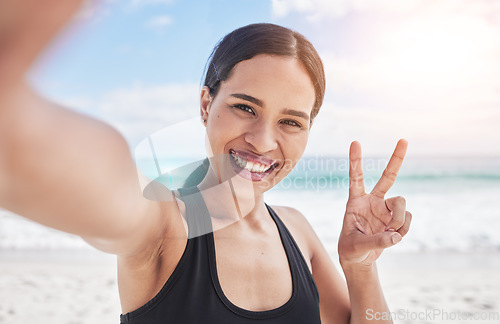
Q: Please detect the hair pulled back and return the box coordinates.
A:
[203,23,325,121]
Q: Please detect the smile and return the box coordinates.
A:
[229,149,278,181]
[231,154,272,173]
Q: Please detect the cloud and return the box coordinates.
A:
[296,1,500,156]
[307,97,500,157]
[272,0,500,21]
[129,0,174,8]
[314,46,500,156]
[59,82,201,147]
[271,0,422,20]
[145,15,174,31]
[318,7,500,109]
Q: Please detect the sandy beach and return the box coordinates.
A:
[1,250,499,324]
[0,251,121,324]
[377,252,500,324]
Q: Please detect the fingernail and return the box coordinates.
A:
[386,227,395,232]
[391,233,402,244]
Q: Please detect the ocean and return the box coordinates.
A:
[1,156,499,255]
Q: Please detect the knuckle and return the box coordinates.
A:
[383,168,397,181]
[405,213,412,228]
[350,174,364,183]
[390,219,404,230]
[389,196,406,211]
[398,227,408,237]
[398,212,413,236]
[381,235,392,247]
[387,216,405,230]
[396,216,405,226]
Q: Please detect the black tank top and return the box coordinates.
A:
[120,186,321,323]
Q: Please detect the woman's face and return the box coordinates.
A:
[200,54,316,194]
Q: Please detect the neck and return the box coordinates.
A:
[196,167,268,231]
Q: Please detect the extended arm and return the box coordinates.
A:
[0,0,178,257]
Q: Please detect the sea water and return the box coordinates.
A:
[266,156,500,255]
[1,156,499,254]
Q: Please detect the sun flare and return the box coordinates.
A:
[378,13,493,88]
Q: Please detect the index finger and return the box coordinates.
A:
[349,141,365,198]
[371,139,408,198]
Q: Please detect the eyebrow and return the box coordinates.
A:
[230,93,310,122]
[280,108,310,122]
[231,93,263,107]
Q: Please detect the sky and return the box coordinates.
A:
[29,0,500,158]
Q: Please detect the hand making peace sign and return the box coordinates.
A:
[338,139,412,267]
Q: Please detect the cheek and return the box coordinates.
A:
[288,133,309,156]
[205,111,241,150]
[280,133,309,173]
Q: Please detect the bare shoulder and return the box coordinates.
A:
[270,205,314,234]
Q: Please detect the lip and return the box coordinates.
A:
[229,149,277,166]
[228,149,279,182]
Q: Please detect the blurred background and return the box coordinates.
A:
[1,0,499,323]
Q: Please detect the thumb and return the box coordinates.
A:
[355,231,402,251]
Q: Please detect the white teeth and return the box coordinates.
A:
[231,152,272,173]
[235,155,245,167]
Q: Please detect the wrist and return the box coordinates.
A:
[340,259,377,279]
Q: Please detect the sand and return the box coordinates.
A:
[0,251,120,324]
[377,252,500,324]
[1,250,499,324]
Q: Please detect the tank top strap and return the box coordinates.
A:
[120,190,321,323]
[177,186,213,238]
[265,204,320,300]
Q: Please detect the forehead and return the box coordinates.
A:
[218,55,315,114]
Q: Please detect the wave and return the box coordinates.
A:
[136,156,500,191]
[2,156,499,253]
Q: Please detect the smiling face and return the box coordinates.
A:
[200,54,316,194]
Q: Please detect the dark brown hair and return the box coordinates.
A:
[204,23,325,121]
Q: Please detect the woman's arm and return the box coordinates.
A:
[341,263,391,323]
[290,205,398,324]
[310,238,393,324]
[0,0,83,89]
[334,140,411,323]
[306,140,411,323]
[0,0,179,257]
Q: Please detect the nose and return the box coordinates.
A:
[244,121,278,153]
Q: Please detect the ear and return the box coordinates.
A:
[200,86,212,125]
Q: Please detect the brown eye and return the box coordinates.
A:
[280,119,302,128]
[233,104,255,115]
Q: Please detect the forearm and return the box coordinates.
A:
[342,262,392,324]
[0,85,143,238]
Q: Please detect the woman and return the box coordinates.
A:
[0,1,411,323]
